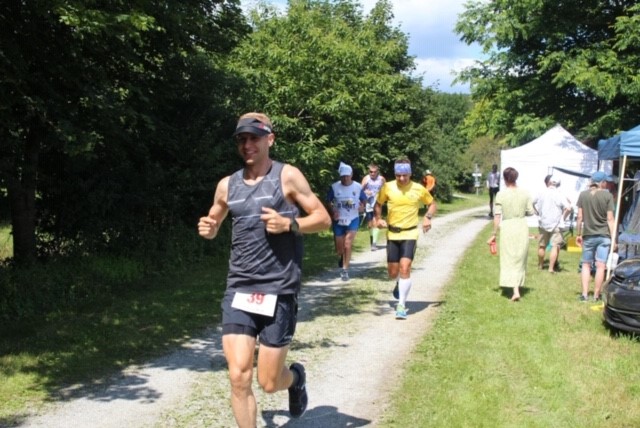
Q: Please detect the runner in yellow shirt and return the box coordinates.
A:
[374,158,437,319]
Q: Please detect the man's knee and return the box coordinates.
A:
[387,266,399,278]
[258,377,279,394]
[228,366,253,391]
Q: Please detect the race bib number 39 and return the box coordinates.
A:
[232,292,277,317]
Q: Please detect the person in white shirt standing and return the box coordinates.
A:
[533,175,572,273]
[487,164,501,217]
[326,162,367,281]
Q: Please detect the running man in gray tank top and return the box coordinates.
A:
[198,112,331,427]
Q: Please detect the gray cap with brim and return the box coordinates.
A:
[233,117,273,136]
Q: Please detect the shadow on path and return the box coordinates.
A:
[262,406,370,428]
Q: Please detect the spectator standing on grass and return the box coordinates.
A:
[487,164,500,217]
[533,174,572,273]
[487,167,534,302]
[575,171,616,302]
[197,112,331,427]
[361,163,386,251]
[327,162,367,281]
[374,158,437,319]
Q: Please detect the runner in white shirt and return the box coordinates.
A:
[361,163,386,251]
[327,162,367,281]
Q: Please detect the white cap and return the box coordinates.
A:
[338,162,353,176]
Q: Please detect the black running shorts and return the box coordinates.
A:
[221,292,298,348]
[386,239,417,263]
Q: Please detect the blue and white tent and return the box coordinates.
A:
[597,124,640,160]
[597,124,640,270]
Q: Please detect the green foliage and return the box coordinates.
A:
[0,222,221,324]
[0,1,249,263]
[456,0,640,144]
[460,136,505,191]
[1,256,140,322]
[420,93,473,201]
[228,0,428,192]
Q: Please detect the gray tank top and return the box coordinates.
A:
[226,161,303,294]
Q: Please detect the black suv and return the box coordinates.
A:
[603,258,640,333]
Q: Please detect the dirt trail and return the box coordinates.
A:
[20,206,489,428]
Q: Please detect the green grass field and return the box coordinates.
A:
[379,225,640,427]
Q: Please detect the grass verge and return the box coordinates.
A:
[379,227,640,427]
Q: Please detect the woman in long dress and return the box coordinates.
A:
[487,167,534,301]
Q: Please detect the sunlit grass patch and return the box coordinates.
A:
[380,229,640,427]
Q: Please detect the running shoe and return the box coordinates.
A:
[371,243,377,251]
[395,304,407,320]
[288,363,308,418]
[341,270,349,281]
[392,281,399,300]
[579,294,588,302]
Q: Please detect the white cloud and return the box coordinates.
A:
[413,57,478,93]
[359,0,483,92]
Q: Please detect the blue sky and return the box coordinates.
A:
[241,0,484,93]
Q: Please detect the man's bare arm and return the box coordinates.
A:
[197,176,230,239]
[282,164,331,233]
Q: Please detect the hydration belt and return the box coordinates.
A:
[388,225,418,233]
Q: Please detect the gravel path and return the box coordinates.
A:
[20,206,489,428]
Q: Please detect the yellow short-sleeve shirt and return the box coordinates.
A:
[377,180,434,240]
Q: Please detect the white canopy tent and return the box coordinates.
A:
[500,124,612,226]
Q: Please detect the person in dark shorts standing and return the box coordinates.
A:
[374,158,437,319]
[487,164,500,217]
[198,112,331,427]
[575,171,616,302]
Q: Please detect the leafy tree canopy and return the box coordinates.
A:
[455,0,640,146]
[0,0,249,263]
[228,0,433,191]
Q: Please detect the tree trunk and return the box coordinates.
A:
[8,123,40,265]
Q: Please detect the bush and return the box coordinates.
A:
[0,222,231,324]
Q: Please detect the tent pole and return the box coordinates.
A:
[607,155,627,280]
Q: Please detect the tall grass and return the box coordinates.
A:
[379,228,640,427]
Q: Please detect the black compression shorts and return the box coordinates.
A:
[221,292,298,347]
[386,239,417,263]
